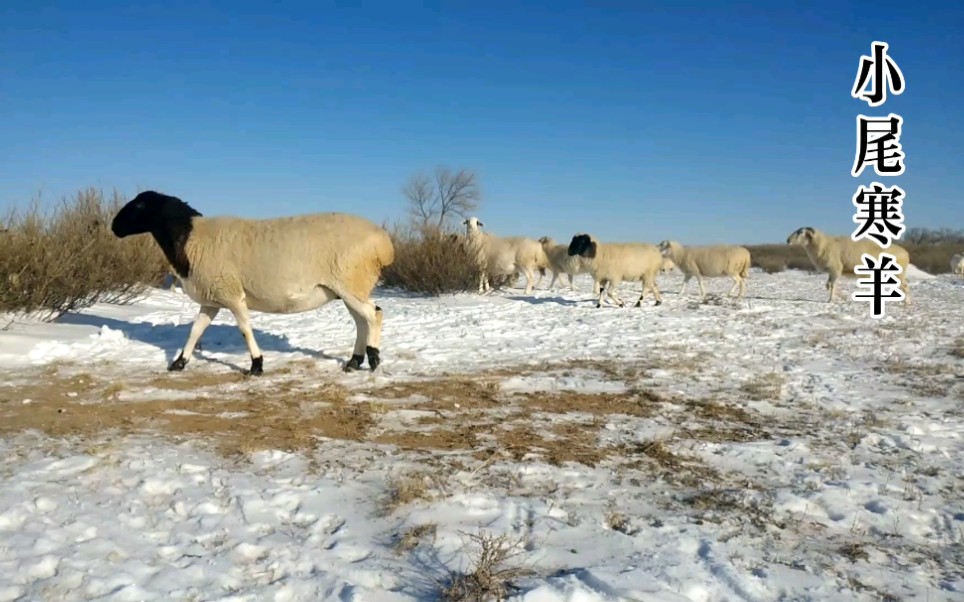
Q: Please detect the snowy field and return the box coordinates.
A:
[1,268,963,602]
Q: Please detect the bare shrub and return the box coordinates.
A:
[0,188,168,319]
[440,530,533,602]
[380,222,483,295]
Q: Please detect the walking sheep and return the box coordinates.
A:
[786,226,911,304]
[656,240,751,300]
[951,252,964,277]
[567,233,664,308]
[111,191,395,375]
[538,236,601,294]
[462,217,549,295]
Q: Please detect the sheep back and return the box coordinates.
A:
[184,213,393,311]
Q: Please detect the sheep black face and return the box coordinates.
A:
[786,227,814,246]
[111,191,202,238]
[112,191,203,279]
[567,234,596,258]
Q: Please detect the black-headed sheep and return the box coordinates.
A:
[537,235,600,294]
[567,233,664,308]
[786,226,911,303]
[111,191,395,375]
[657,240,751,300]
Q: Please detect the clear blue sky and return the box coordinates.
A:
[2,1,961,244]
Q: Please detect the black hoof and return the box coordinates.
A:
[634,300,642,308]
[655,300,663,306]
[366,346,381,371]
[169,355,188,371]
[246,355,264,376]
[345,354,364,372]
[595,302,602,308]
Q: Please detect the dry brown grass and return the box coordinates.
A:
[0,188,168,319]
[394,523,438,555]
[739,372,785,401]
[380,472,437,515]
[0,360,770,483]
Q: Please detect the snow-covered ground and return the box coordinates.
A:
[1,268,963,601]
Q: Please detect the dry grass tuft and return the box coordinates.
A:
[440,530,533,602]
[394,523,438,555]
[739,372,785,401]
[380,472,437,515]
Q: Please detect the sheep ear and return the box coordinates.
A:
[477,221,485,228]
[586,241,597,259]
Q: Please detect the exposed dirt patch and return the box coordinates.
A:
[0,360,774,474]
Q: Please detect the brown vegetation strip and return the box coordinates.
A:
[0,362,769,473]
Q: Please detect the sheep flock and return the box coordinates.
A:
[111,192,938,376]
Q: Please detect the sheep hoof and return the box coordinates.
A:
[634,300,642,308]
[345,354,365,372]
[366,346,381,371]
[168,355,188,371]
[595,302,602,308]
[246,356,264,376]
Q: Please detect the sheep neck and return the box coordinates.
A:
[150,219,194,279]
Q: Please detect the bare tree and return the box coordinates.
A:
[403,166,481,229]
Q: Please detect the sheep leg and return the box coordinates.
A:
[596,280,608,308]
[827,274,837,302]
[679,275,690,296]
[591,278,600,296]
[697,276,706,300]
[534,267,545,289]
[169,305,220,371]
[224,301,264,376]
[727,276,740,297]
[548,271,560,290]
[635,278,663,307]
[341,294,382,372]
[607,281,625,307]
[523,267,536,294]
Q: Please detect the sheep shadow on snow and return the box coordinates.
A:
[504,295,581,307]
[56,313,348,373]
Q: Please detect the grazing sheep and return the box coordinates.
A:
[951,252,964,277]
[462,217,549,295]
[786,226,911,303]
[111,191,395,375]
[567,233,664,308]
[538,236,601,294]
[656,240,751,300]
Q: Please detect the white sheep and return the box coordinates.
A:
[462,217,549,295]
[656,240,751,300]
[566,233,664,308]
[537,236,601,294]
[786,226,911,304]
[951,252,964,277]
[659,256,676,274]
[111,190,395,375]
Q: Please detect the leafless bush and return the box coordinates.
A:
[380,222,484,295]
[440,530,533,602]
[0,188,168,320]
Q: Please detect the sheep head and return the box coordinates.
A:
[786,227,816,246]
[462,216,484,235]
[537,235,554,248]
[656,240,679,257]
[567,233,597,258]
[112,191,202,238]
